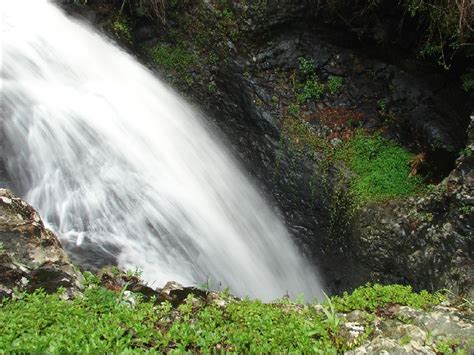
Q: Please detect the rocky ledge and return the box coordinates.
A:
[0,189,83,299]
[352,118,474,297]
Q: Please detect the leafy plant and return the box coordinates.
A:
[299,57,316,77]
[331,283,445,312]
[298,77,325,103]
[125,267,143,279]
[377,98,388,113]
[0,281,447,352]
[327,76,343,94]
[112,18,132,43]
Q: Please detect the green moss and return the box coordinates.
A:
[149,44,196,84]
[336,131,425,204]
[281,114,425,205]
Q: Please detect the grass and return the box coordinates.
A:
[0,277,446,353]
[335,131,425,204]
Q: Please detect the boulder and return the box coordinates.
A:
[0,189,83,299]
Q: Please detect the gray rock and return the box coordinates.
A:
[0,189,83,299]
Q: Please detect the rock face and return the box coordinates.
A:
[347,303,474,354]
[0,189,83,298]
[352,118,474,296]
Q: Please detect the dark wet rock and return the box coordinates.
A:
[158,281,209,307]
[0,189,84,299]
[96,268,235,307]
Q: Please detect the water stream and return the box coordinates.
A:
[1,0,323,300]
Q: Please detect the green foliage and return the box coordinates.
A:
[0,288,165,352]
[125,267,143,278]
[299,57,316,77]
[461,70,474,92]
[112,18,131,43]
[435,338,469,354]
[377,98,388,113]
[336,131,425,204]
[281,116,332,155]
[149,44,196,84]
[0,282,447,352]
[400,334,412,345]
[167,298,336,352]
[296,58,345,102]
[288,102,301,116]
[405,0,471,68]
[327,76,343,94]
[332,283,445,312]
[83,271,101,286]
[281,115,425,205]
[298,77,326,103]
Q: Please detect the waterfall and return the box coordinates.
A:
[1,0,323,300]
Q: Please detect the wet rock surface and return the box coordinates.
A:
[0,189,84,299]
[353,118,474,296]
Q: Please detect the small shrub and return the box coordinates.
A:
[327,76,343,94]
[298,77,325,103]
[112,18,131,42]
[332,283,445,312]
[299,57,316,77]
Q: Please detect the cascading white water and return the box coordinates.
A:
[1,0,323,300]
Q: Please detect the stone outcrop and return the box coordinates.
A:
[352,118,474,297]
[346,303,474,354]
[0,189,83,298]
